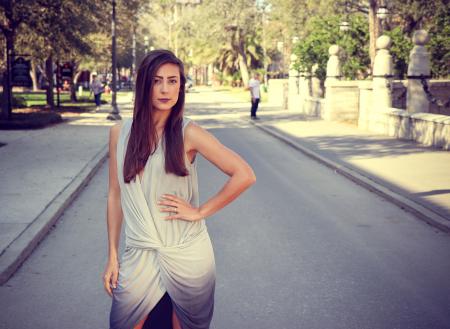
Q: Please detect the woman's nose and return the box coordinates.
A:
[161,81,169,93]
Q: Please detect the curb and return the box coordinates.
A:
[0,143,109,285]
[251,121,450,233]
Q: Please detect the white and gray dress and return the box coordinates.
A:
[110,117,216,329]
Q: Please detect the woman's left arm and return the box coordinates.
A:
[159,122,256,221]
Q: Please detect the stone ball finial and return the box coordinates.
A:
[329,45,340,56]
[376,35,392,50]
[412,30,429,46]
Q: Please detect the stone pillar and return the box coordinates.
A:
[370,35,393,133]
[407,30,431,114]
[298,69,309,114]
[311,64,323,98]
[288,54,300,111]
[288,54,299,94]
[324,45,341,121]
[372,35,393,109]
[326,45,341,83]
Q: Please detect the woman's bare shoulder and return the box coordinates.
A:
[184,120,206,139]
[184,119,221,150]
[109,122,123,146]
[110,122,122,135]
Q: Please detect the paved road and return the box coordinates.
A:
[1,96,450,328]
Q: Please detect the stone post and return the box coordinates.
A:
[326,45,341,83]
[407,30,431,114]
[311,63,323,98]
[288,54,300,111]
[324,45,341,120]
[370,35,393,133]
[372,35,393,109]
[298,69,309,114]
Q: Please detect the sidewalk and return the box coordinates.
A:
[0,95,133,284]
[251,107,450,231]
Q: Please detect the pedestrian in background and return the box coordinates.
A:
[103,49,256,329]
[90,74,104,112]
[246,72,261,120]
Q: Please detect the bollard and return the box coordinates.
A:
[324,45,342,120]
[407,30,431,114]
[370,35,393,133]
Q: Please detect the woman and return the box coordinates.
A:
[103,49,256,329]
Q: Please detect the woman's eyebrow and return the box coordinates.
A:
[154,75,179,79]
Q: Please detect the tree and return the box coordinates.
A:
[293,14,370,80]
[0,0,35,119]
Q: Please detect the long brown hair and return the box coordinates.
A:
[123,49,188,184]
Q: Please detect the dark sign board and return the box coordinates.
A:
[60,62,73,80]
[12,57,32,87]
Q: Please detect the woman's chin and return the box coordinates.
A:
[154,104,175,112]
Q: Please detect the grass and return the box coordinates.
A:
[7,90,101,108]
[0,89,134,129]
[0,90,96,129]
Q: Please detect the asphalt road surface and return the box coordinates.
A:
[1,99,450,329]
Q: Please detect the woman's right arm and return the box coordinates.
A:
[103,123,123,297]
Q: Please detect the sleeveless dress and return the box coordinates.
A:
[110,117,216,329]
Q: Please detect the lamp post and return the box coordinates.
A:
[144,35,149,54]
[339,0,350,32]
[376,0,389,33]
[107,0,121,121]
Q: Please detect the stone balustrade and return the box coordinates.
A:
[276,30,450,150]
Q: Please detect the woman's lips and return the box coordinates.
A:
[158,98,171,103]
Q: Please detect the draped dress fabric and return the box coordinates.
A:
[110,117,216,329]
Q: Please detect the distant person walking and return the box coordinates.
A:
[90,74,104,112]
[246,72,261,119]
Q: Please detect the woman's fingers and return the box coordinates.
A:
[103,266,119,297]
[111,270,118,289]
[160,207,176,213]
[164,214,181,220]
[103,273,113,297]
[158,199,178,207]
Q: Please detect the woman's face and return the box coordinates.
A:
[151,63,181,112]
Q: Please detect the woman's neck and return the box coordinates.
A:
[152,110,171,134]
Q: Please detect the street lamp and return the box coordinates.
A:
[107,0,121,121]
[339,21,350,32]
[376,1,389,33]
[144,35,149,54]
[339,0,350,32]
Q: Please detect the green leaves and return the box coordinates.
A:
[293,14,370,80]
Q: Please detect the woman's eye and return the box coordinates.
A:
[169,79,178,84]
[153,79,161,84]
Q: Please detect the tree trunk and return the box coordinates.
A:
[71,70,81,102]
[30,60,39,91]
[1,31,14,120]
[368,0,381,71]
[237,32,249,87]
[1,71,10,120]
[45,55,54,110]
[70,61,80,103]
